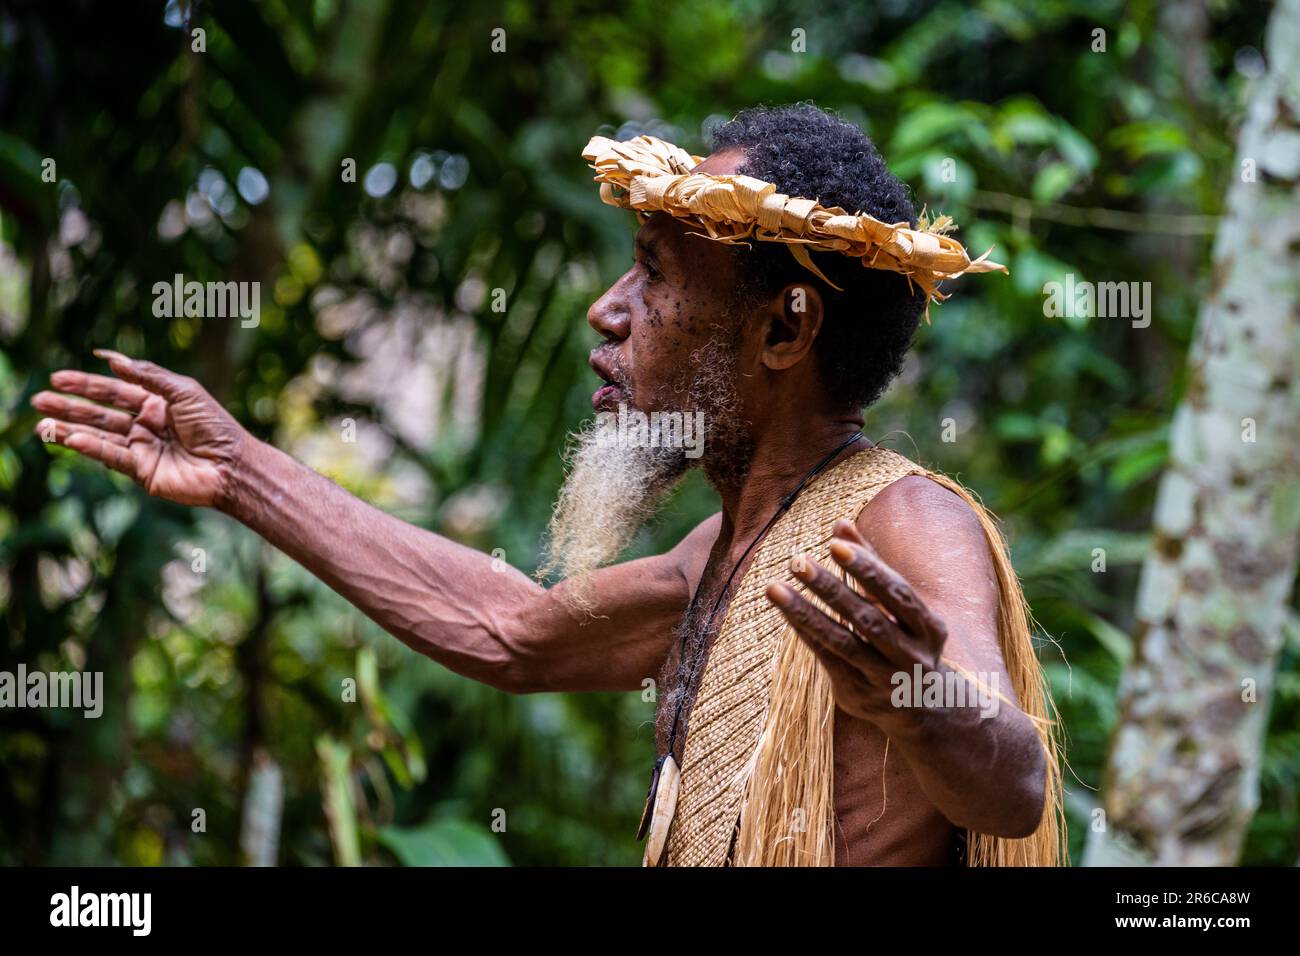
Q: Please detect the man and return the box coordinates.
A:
[33,104,1061,866]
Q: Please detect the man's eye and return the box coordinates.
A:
[640,259,661,281]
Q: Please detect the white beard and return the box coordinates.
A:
[539,421,689,586]
[541,333,748,589]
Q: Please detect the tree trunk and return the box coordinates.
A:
[1085,0,1300,866]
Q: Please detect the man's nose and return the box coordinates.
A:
[587,275,632,341]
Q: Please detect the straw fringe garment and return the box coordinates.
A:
[662,445,1065,867]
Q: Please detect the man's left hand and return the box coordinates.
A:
[765,517,952,735]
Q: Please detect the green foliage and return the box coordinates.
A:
[0,0,1293,866]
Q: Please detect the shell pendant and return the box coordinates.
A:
[641,753,680,867]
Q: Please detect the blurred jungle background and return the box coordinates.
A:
[1,0,1297,866]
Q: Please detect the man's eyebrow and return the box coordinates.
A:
[634,233,669,264]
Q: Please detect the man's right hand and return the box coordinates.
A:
[32,350,249,509]
[31,349,716,695]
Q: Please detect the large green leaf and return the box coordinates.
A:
[376,819,510,867]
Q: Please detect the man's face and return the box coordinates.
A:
[586,147,750,416]
[542,148,757,585]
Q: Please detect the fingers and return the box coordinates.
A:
[766,581,888,676]
[44,351,199,421]
[829,537,947,654]
[828,519,898,618]
[31,391,135,435]
[93,349,197,403]
[831,518,866,545]
[35,418,138,480]
[789,552,896,649]
[47,370,152,412]
[36,418,128,447]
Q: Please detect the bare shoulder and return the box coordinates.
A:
[854,473,1010,679]
[856,474,984,550]
[854,474,996,600]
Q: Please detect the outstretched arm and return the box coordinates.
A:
[224,434,717,693]
[34,351,717,694]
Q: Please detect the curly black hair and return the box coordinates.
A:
[710,104,925,411]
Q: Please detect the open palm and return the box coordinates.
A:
[33,350,247,508]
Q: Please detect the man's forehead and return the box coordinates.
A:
[692,145,746,176]
[635,146,746,254]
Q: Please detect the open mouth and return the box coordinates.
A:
[592,379,628,412]
[589,352,630,411]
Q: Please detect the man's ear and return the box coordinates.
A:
[760,283,824,371]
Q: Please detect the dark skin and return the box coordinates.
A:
[32,147,1046,846]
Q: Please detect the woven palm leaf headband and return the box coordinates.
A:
[582,133,1007,314]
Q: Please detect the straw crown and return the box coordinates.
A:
[583,133,1007,314]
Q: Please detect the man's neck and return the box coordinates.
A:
[711,413,868,554]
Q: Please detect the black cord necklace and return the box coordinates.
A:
[638,428,865,864]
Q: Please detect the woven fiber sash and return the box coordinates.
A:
[664,444,926,866]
